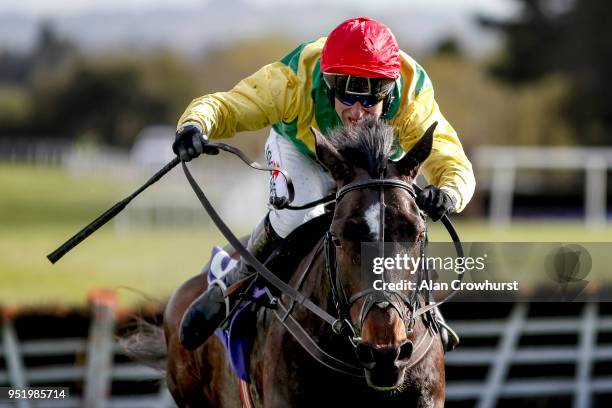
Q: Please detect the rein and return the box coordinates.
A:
[181,142,465,377]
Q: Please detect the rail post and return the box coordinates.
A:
[83,289,117,408]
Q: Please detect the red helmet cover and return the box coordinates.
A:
[321,17,401,80]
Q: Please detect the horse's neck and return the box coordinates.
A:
[290,238,329,306]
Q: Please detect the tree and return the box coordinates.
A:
[479,0,612,144]
[434,37,464,58]
[29,56,195,146]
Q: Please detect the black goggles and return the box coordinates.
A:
[323,73,395,108]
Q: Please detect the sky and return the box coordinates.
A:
[0,0,519,55]
[0,0,514,17]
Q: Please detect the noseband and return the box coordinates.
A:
[326,176,432,347]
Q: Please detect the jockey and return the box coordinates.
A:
[173,17,475,352]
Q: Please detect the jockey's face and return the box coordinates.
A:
[334,98,384,127]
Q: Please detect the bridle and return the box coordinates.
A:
[181,142,465,378]
[325,175,434,348]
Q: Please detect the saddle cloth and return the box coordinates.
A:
[208,246,263,383]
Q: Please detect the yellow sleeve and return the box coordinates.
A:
[177,62,300,139]
[393,87,476,213]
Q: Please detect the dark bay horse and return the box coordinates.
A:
[163,118,445,407]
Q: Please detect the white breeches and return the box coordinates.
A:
[265,128,335,238]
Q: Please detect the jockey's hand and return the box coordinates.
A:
[416,185,455,221]
[172,124,218,162]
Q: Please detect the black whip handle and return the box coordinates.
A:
[46,157,180,264]
[47,199,129,263]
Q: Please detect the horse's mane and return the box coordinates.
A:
[328,117,396,178]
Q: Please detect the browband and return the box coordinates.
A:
[336,179,417,201]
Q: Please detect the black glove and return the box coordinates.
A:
[172,124,218,162]
[416,185,455,221]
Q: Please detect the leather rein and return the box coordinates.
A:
[181,142,465,377]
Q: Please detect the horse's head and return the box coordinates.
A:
[312,117,435,390]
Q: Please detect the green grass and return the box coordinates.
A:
[1,163,611,308]
[0,225,226,309]
[0,163,231,309]
[0,163,126,227]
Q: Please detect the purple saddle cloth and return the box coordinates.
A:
[207,246,264,383]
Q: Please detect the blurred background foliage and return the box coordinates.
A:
[0,0,610,153]
[478,0,612,146]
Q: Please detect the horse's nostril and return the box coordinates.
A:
[355,343,376,368]
[398,341,413,361]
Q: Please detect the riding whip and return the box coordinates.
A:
[46,142,294,264]
[46,157,181,264]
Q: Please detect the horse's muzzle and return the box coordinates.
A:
[355,340,414,389]
[355,340,414,369]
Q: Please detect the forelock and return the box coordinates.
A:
[327,117,396,177]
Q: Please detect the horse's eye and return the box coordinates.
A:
[332,235,342,247]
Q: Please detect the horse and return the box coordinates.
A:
[162,117,445,407]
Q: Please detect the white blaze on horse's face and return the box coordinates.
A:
[364,202,381,241]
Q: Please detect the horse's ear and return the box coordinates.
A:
[394,121,436,179]
[311,127,349,181]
